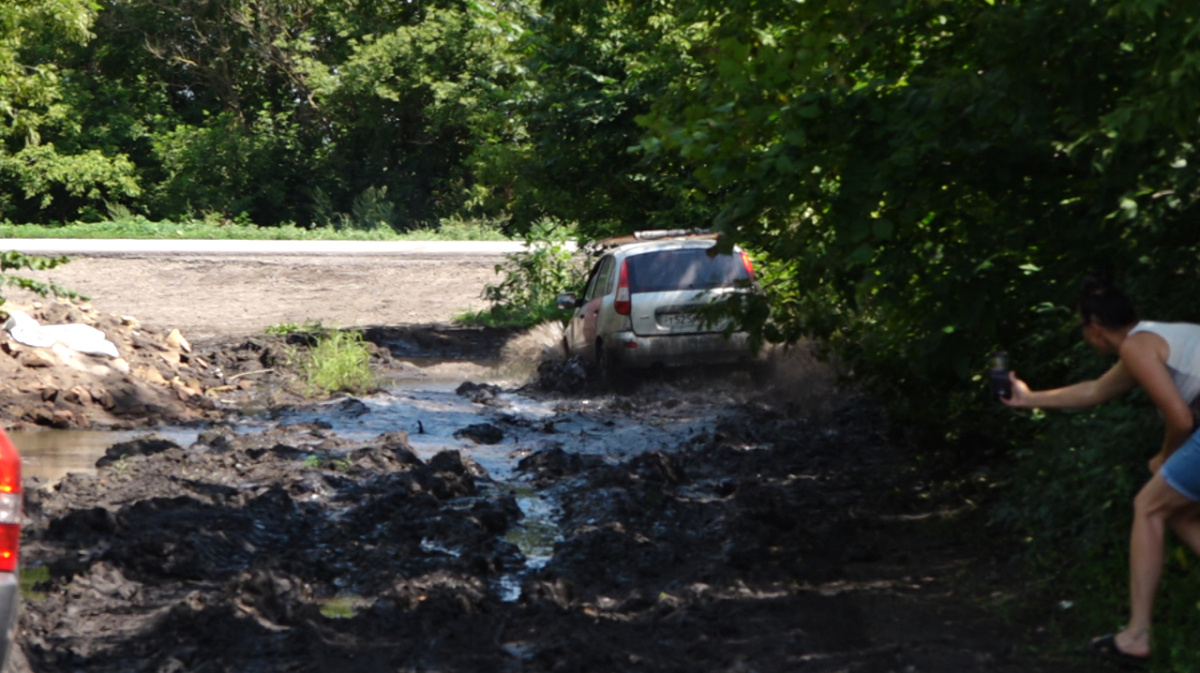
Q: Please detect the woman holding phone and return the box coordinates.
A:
[1002,274,1200,666]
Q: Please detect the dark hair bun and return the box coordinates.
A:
[1081,272,1115,296]
[1078,271,1137,328]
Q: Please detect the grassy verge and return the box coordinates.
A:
[0,215,510,241]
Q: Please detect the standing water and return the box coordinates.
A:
[9,324,722,601]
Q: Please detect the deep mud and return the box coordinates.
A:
[14,344,1095,673]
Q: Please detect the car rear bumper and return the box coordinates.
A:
[604,330,757,369]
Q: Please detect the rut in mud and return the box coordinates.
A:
[15,340,1093,673]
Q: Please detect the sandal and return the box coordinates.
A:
[1089,633,1149,668]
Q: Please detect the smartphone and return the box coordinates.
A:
[989,351,1011,400]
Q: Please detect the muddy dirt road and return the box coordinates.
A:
[14,250,503,339]
[6,252,1095,672]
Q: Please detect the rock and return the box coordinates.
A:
[456,381,504,405]
[18,349,57,368]
[93,388,116,409]
[171,378,197,401]
[166,328,192,353]
[66,385,93,405]
[453,423,504,445]
[137,365,168,385]
[96,436,183,467]
[50,408,75,428]
[337,398,371,417]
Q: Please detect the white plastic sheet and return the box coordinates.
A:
[3,310,120,358]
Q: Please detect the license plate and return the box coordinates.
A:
[659,312,698,329]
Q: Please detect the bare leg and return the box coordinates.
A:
[1107,474,1194,657]
[1167,502,1200,555]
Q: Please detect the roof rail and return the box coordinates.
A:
[591,228,716,250]
[634,228,712,240]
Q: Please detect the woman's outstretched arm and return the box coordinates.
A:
[1002,360,1137,410]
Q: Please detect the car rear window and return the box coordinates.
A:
[626,248,750,293]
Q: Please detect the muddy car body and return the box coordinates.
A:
[557,232,761,376]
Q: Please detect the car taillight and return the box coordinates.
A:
[740,250,757,281]
[0,429,21,573]
[614,259,631,315]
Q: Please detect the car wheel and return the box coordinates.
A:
[749,358,775,385]
[594,340,611,382]
[595,342,636,393]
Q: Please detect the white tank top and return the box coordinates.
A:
[1128,321,1200,403]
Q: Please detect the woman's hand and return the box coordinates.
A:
[1000,371,1033,408]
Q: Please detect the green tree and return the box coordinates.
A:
[62,0,531,228]
[605,1,1200,661]
[0,0,140,221]
[546,0,1200,438]
[505,0,716,238]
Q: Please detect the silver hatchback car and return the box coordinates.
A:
[557,232,761,378]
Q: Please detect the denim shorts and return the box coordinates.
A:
[1162,429,1200,502]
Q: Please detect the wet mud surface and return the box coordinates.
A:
[14,336,1093,673]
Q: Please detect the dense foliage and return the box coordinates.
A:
[5,0,1200,663]
[1,0,528,228]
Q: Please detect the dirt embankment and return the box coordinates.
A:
[0,302,516,432]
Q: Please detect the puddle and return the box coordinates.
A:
[10,428,202,483]
[495,488,560,601]
[505,488,559,567]
[10,357,720,602]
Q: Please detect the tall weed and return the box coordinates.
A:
[300,329,378,395]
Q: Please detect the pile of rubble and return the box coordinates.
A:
[0,299,297,429]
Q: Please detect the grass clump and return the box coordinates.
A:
[265,320,328,336]
[294,328,378,395]
[20,565,50,603]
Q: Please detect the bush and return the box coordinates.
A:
[457,219,585,328]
